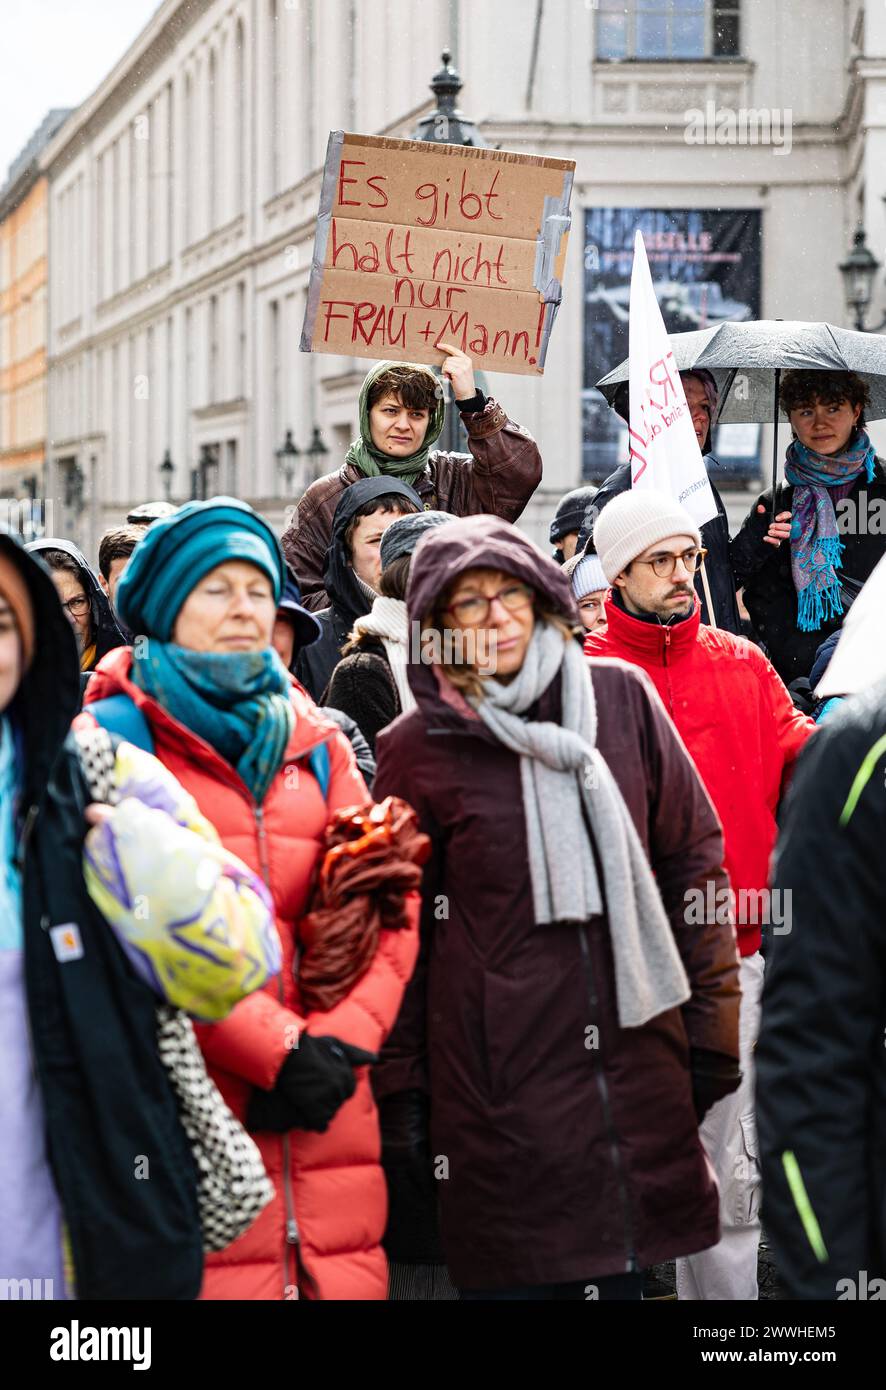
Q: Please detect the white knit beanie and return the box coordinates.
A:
[566,551,608,598]
[592,489,701,584]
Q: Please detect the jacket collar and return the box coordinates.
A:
[603,591,701,666]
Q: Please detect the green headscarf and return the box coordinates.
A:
[344,361,446,486]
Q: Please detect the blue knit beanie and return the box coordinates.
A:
[116,497,285,640]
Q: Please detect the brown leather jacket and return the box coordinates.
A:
[281,399,543,611]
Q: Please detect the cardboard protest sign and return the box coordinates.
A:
[301,132,574,375]
[628,230,718,528]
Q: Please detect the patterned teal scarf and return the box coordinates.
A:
[784,429,876,632]
[132,644,294,805]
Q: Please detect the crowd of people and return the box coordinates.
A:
[2,347,884,1302]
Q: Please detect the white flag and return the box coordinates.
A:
[628,230,718,527]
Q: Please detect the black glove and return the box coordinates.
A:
[247,1034,377,1134]
[690,1048,742,1124]
[378,1090,444,1264]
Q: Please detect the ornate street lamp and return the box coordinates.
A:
[158,449,175,503]
[305,426,330,479]
[839,226,881,332]
[63,461,86,517]
[275,429,301,495]
[413,49,487,148]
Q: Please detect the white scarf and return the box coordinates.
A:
[351,597,416,714]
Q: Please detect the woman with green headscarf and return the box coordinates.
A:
[283,342,543,611]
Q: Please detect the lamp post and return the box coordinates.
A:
[64,461,86,517]
[305,426,329,481]
[275,429,301,496]
[839,223,886,332]
[190,444,218,500]
[158,449,175,504]
[413,53,488,454]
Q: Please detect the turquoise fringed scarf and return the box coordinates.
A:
[132,644,294,805]
[784,430,876,633]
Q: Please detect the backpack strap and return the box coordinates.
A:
[91,693,328,797]
[74,726,119,805]
[87,694,155,756]
[306,742,330,799]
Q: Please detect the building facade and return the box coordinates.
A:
[38,0,886,558]
[0,110,71,517]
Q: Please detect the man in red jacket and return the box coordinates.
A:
[587,488,815,1301]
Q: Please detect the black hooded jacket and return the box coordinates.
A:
[26,537,127,684]
[5,534,202,1299]
[295,477,422,701]
[757,678,886,1297]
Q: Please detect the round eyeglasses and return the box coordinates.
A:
[60,595,90,617]
[444,581,534,628]
[633,547,707,579]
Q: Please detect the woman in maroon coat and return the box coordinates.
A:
[372,515,741,1299]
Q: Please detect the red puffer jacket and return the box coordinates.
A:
[77,647,420,1300]
[585,599,815,956]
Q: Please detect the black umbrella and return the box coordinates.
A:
[596,319,886,521]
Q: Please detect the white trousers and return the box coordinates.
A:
[676,950,764,1301]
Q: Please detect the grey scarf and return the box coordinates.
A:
[469,622,690,1028]
[353,571,379,609]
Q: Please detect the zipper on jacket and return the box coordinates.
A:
[577,925,638,1273]
[14,803,40,870]
[662,628,675,716]
[253,802,307,1300]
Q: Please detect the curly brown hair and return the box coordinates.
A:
[779,369,870,422]
[367,363,440,413]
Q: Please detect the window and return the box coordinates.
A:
[184,72,193,244]
[235,21,245,214]
[596,0,740,61]
[166,82,174,262]
[269,298,280,486]
[268,0,280,196]
[208,48,217,231]
[209,295,218,403]
[237,280,246,396]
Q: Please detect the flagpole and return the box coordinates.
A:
[699,558,718,628]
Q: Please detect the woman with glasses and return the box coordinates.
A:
[371,513,742,1300]
[27,538,125,691]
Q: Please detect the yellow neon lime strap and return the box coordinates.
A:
[839,733,886,827]
[782,1150,828,1263]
